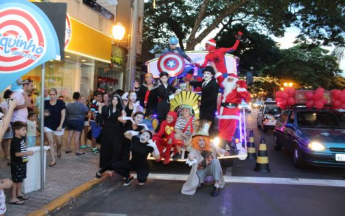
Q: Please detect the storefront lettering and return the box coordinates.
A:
[0,34,44,60]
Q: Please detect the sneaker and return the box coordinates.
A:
[138,182,145,186]
[91,148,99,153]
[123,176,134,186]
[79,145,87,149]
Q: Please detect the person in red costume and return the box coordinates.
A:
[215,73,251,153]
[152,111,178,164]
[196,31,242,74]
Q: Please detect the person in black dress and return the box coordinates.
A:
[113,130,160,186]
[157,72,181,131]
[95,94,126,178]
[124,91,143,117]
[189,66,219,135]
[121,111,146,160]
[135,73,159,116]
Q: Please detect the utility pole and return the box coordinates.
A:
[127,0,138,91]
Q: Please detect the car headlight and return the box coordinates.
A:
[308,141,326,151]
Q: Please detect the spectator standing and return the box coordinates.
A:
[0,90,13,160]
[89,91,103,153]
[26,112,38,148]
[65,92,89,155]
[11,80,31,124]
[44,88,66,167]
[124,91,143,117]
[9,121,34,205]
[103,93,109,106]
[78,96,90,148]
[0,178,13,215]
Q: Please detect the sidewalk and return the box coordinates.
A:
[0,141,102,216]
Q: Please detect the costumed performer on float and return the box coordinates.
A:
[182,120,230,197]
[163,37,195,65]
[152,111,178,164]
[196,31,242,75]
[216,71,251,153]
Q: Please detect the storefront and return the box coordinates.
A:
[23,14,112,102]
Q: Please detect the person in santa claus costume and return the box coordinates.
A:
[152,111,178,164]
[215,72,251,153]
[196,32,242,75]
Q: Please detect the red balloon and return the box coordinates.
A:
[314,91,324,100]
[286,88,295,97]
[276,97,283,102]
[322,98,328,104]
[287,97,296,106]
[281,92,289,99]
[315,100,324,109]
[315,87,325,94]
[340,92,345,103]
[279,100,287,107]
[341,103,345,110]
[332,89,342,100]
[306,100,315,108]
[276,91,282,98]
[305,92,314,100]
[332,100,341,109]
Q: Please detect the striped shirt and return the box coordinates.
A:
[175,116,195,136]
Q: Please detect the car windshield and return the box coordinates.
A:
[264,106,281,115]
[297,111,345,129]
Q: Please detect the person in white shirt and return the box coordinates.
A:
[26,112,38,148]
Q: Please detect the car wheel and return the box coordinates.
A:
[274,134,282,150]
[293,144,305,168]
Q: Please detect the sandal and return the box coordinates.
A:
[9,200,25,205]
[17,195,29,200]
[75,152,85,156]
[65,150,72,154]
[49,162,56,167]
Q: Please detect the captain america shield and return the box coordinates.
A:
[157,53,185,77]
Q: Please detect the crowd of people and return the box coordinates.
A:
[0,34,250,214]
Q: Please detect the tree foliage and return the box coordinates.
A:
[261,44,342,89]
[143,0,345,57]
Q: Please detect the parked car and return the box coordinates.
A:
[257,101,281,132]
[274,108,345,168]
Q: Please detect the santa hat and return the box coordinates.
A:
[206,39,216,47]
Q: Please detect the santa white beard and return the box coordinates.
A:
[222,78,237,99]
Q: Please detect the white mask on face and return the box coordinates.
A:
[130,93,137,102]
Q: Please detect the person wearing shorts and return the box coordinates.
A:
[65,92,88,155]
[44,88,66,167]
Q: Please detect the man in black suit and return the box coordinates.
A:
[190,66,220,135]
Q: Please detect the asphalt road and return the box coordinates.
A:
[55,108,345,216]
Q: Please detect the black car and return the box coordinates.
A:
[274,107,345,168]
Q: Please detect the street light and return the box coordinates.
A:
[112,22,125,41]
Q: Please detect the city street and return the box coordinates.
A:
[56,108,345,216]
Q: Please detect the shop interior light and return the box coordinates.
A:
[65,56,70,58]
[81,59,86,62]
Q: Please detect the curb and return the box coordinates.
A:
[28,172,112,216]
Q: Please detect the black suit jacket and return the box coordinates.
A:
[190,78,219,113]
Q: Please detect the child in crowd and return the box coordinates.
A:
[10,121,34,205]
[0,178,13,215]
[152,111,177,164]
[26,112,38,148]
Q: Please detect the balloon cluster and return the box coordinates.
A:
[275,87,296,109]
[304,87,327,109]
[331,89,345,110]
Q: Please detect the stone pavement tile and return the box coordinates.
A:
[0,139,100,216]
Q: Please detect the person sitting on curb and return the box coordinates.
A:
[152,111,178,164]
[112,130,160,186]
[181,120,230,197]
